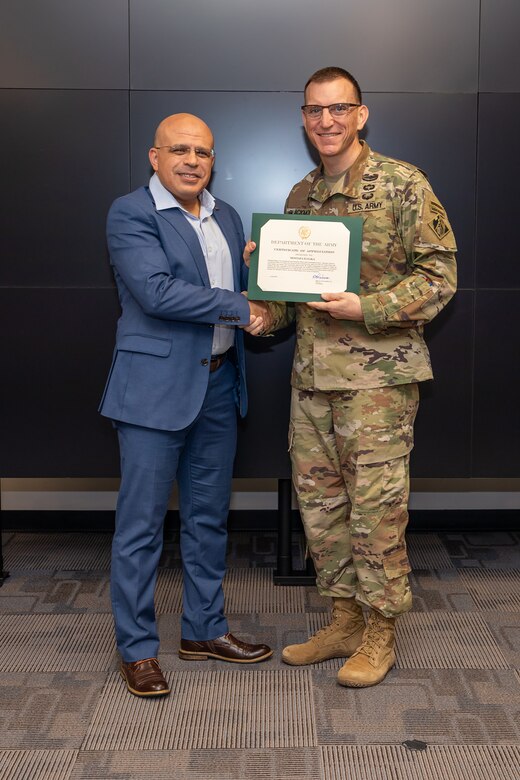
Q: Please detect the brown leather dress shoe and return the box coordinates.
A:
[179,632,273,663]
[120,657,170,697]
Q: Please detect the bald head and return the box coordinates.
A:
[153,113,214,150]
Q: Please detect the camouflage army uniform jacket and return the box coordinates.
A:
[270,141,457,390]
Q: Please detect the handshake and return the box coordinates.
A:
[241,296,273,337]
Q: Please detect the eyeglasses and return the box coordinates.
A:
[154,145,215,160]
[301,103,360,119]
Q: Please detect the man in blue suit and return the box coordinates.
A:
[100,113,273,697]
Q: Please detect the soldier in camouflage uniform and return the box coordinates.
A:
[257,67,457,686]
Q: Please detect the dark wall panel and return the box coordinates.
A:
[362,94,476,291]
[235,330,295,479]
[473,291,520,477]
[0,0,129,89]
[412,292,473,478]
[129,0,478,92]
[480,0,520,92]
[0,90,129,288]
[0,290,121,477]
[476,93,520,289]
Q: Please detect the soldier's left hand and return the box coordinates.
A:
[306,292,364,321]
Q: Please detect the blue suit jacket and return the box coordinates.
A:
[99,186,251,431]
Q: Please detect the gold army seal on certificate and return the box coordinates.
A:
[247,213,362,302]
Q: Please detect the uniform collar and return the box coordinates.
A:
[308,141,371,203]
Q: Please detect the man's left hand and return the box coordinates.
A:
[306,292,364,321]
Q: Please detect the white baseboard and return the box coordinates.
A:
[2,490,520,511]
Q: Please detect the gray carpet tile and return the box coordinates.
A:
[440,532,520,569]
[395,611,510,669]
[406,533,455,570]
[69,748,322,780]
[312,668,520,745]
[320,744,520,780]
[2,534,112,572]
[154,568,183,613]
[481,611,520,670]
[0,572,111,614]
[458,568,520,611]
[223,568,306,614]
[0,673,108,750]
[154,568,306,615]
[0,614,116,672]
[0,750,77,780]
[82,669,317,751]
[407,569,476,612]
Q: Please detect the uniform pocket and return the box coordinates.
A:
[383,545,411,579]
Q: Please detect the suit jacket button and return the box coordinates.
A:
[201,358,209,366]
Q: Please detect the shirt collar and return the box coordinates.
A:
[149,172,215,218]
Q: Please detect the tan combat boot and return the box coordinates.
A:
[337,609,396,687]
[282,598,365,666]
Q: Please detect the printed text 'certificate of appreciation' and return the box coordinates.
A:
[247,213,362,302]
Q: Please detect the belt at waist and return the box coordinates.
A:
[209,351,229,372]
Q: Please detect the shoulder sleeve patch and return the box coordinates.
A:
[419,189,457,250]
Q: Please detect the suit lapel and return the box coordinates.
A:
[213,205,241,293]
[156,207,211,287]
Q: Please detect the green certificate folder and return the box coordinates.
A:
[247,212,362,302]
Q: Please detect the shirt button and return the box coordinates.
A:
[201,358,209,366]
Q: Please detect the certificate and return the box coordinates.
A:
[247,213,362,302]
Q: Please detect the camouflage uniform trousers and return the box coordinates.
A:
[289,382,419,617]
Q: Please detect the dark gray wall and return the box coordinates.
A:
[0,0,518,478]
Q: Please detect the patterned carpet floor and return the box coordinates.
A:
[0,529,519,779]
